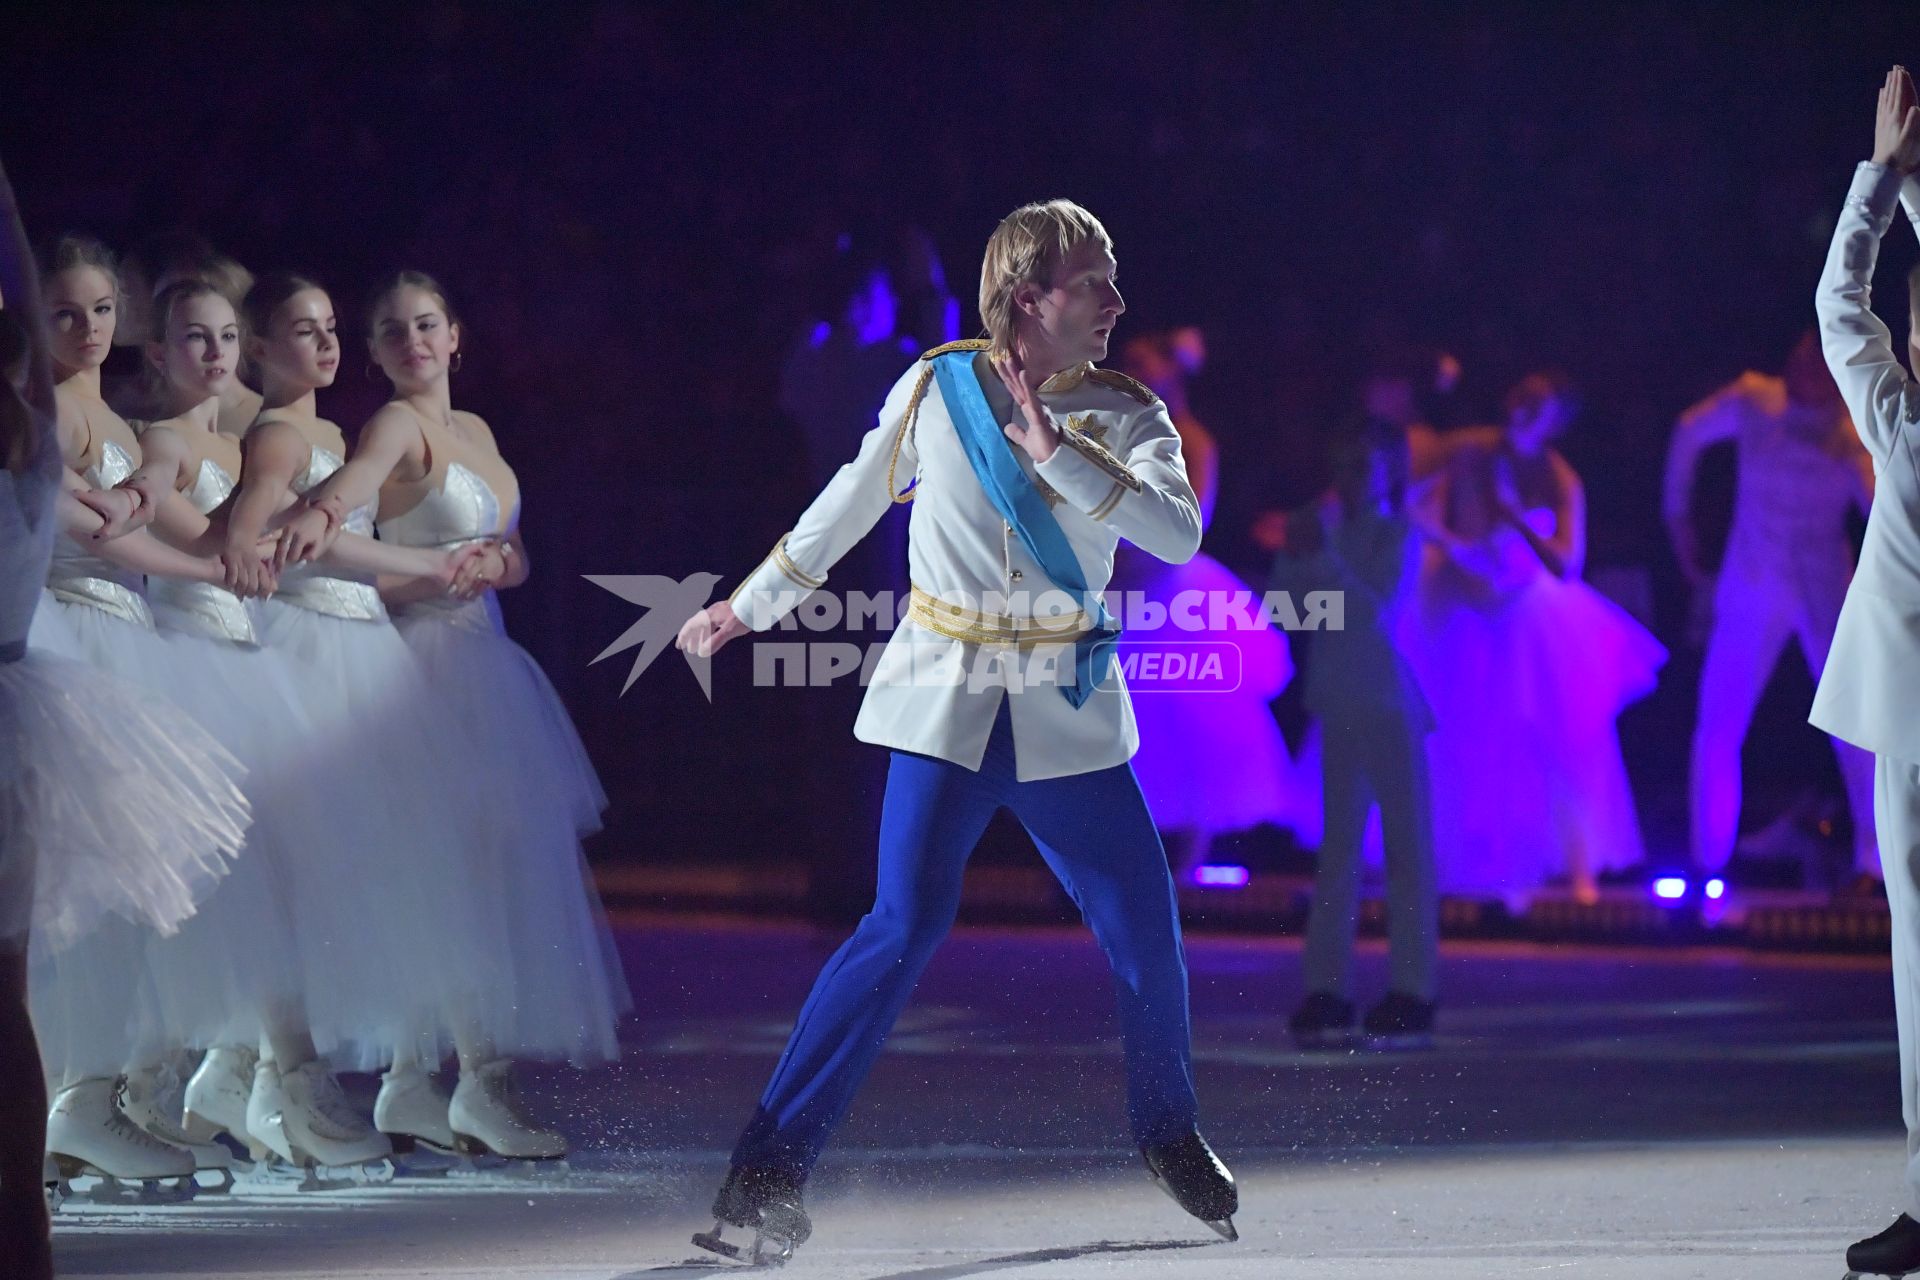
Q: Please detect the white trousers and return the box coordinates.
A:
[1693,559,1876,873]
[1875,755,1920,1214]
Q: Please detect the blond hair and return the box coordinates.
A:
[977,199,1112,352]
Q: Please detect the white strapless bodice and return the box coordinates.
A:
[149,457,255,643]
[378,461,516,631]
[47,440,151,627]
[273,445,386,622]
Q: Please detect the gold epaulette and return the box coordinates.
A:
[1086,367,1158,405]
[919,338,993,361]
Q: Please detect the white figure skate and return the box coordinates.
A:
[247,1059,393,1189]
[120,1061,238,1192]
[449,1059,567,1165]
[182,1044,268,1161]
[45,1076,197,1204]
[374,1064,462,1174]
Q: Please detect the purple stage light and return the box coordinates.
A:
[1192,864,1251,889]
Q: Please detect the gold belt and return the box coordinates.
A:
[907,584,1088,647]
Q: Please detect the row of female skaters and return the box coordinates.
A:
[30,235,628,1193]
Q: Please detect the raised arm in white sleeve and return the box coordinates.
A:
[1816,162,1920,467]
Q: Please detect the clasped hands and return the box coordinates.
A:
[1873,66,1920,172]
[261,496,505,599]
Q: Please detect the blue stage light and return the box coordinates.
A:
[1193,864,1250,889]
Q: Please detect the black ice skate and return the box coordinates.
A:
[1362,991,1436,1051]
[1847,1213,1920,1278]
[1288,991,1357,1050]
[692,1165,812,1267]
[1141,1130,1238,1241]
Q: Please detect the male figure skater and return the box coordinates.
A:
[677,199,1235,1264]
[1664,333,1874,889]
[1807,64,1920,1280]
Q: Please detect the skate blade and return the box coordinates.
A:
[451,1131,568,1163]
[386,1138,463,1178]
[249,1154,395,1192]
[78,1175,198,1205]
[1146,1166,1236,1243]
[693,1221,795,1268]
[192,1165,237,1194]
[52,1156,198,1205]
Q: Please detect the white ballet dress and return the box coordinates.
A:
[1402,511,1666,904]
[8,429,247,1076]
[141,447,325,1048]
[250,439,500,1070]
[376,419,627,1066]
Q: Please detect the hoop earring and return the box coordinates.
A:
[450,351,463,374]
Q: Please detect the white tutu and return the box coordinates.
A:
[23,595,251,1078]
[1109,547,1310,835]
[1404,532,1666,904]
[253,597,507,1070]
[139,619,324,1049]
[393,602,628,1066]
[0,649,246,954]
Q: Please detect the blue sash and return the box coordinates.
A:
[931,352,1119,707]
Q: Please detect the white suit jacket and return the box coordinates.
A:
[1809,162,1920,762]
[729,341,1202,780]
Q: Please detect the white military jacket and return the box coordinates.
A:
[730,340,1203,781]
[1809,162,1920,763]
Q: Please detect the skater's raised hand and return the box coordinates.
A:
[994,348,1061,464]
[1872,65,1920,172]
[677,599,749,658]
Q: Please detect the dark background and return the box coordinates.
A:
[6,1,1916,873]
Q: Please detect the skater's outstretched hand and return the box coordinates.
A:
[678,600,748,658]
[1872,65,1920,171]
[994,348,1062,464]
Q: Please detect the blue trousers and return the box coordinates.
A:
[731,701,1199,1177]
